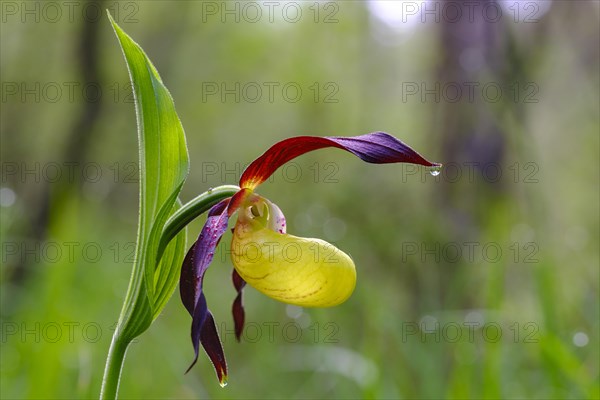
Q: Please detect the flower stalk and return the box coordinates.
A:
[100,334,128,400]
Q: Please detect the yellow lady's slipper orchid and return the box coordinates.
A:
[179,132,441,386]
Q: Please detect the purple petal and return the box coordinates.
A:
[328,132,439,165]
[180,198,230,315]
[184,290,208,372]
[180,242,198,316]
[179,198,230,380]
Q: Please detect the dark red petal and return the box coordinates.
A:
[200,311,228,386]
[231,269,247,342]
[184,296,228,387]
[226,188,252,216]
[239,132,441,189]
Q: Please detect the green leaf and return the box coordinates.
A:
[152,200,187,318]
[109,15,189,339]
[102,15,241,399]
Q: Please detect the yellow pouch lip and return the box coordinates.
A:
[231,195,356,308]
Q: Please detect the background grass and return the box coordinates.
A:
[1,1,598,399]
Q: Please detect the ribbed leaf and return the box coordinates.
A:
[153,201,187,317]
[109,16,189,338]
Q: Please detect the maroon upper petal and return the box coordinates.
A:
[239,132,441,189]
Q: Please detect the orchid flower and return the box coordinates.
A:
[179,132,441,386]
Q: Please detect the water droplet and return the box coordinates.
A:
[428,165,442,177]
[219,375,228,387]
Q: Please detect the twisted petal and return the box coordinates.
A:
[231,197,356,307]
[239,132,441,189]
[179,198,230,386]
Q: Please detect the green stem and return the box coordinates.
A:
[100,334,129,400]
[100,185,239,399]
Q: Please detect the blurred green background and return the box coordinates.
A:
[1,1,598,399]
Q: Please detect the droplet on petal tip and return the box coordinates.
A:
[428,164,442,176]
[219,374,228,388]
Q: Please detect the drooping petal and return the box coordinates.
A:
[239,132,441,189]
[199,311,228,387]
[180,198,230,314]
[230,196,356,307]
[231,269,246,341]
[180,242,199,316]
[182,283,227,386]
[185,288,205,368]
[180,281,229,386]
[179,198,230,382]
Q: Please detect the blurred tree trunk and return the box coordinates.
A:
[11,0,106,285]
[436,0,508,308]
